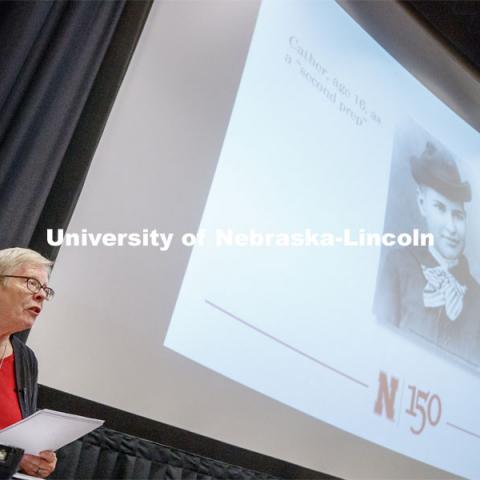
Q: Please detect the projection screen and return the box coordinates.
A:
[28,1,480,478]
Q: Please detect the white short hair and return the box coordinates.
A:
[0,248,53,284]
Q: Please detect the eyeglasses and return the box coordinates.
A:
[0,275,55,301]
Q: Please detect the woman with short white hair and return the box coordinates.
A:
[0,247,57,478]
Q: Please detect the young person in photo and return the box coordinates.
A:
[374,142,480,367]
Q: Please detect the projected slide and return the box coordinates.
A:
[165,1,480,477]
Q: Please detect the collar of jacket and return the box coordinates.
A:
[11,334,38,418]
[406,245,471,286]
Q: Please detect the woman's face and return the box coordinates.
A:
[0,263,50,336]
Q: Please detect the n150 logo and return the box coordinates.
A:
[374,371,442,435]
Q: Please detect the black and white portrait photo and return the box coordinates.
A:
[374,119,480,370]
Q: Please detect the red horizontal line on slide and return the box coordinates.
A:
[205,299,369,388]
[446,422,480,440]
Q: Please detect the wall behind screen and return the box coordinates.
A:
[27,1,475,479]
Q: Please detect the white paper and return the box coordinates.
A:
[13,473,38,480]
[0,409,103,454]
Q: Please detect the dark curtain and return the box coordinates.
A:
[405,1,480,71]
[0,0,152,260]
[49,426,284,480]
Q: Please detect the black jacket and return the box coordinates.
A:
[11,335,38,418]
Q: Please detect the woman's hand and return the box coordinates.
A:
[19,450,57,478]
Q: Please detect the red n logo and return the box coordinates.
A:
[374,371,399,421]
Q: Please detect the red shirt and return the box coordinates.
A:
[0,354,23,430]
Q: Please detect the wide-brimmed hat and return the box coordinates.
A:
[410,141,471,202]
